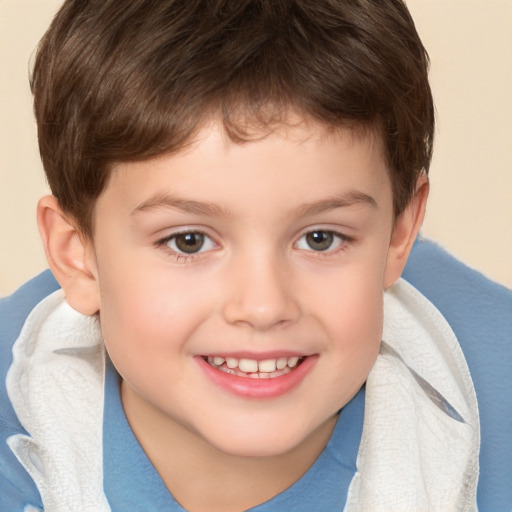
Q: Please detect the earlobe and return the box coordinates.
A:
[37,195,100,315]
[383,176,429,289]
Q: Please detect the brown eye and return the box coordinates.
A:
[305,230,334,251]
[168,232,210,254]
[159,230,217,259]
[295,229,347,253]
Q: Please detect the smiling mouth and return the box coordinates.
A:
[204,355,306,379]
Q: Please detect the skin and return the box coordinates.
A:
[38,118,428,511]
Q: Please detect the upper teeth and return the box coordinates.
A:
[209,356,301,373]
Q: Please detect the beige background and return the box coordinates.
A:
[1,0,511,296]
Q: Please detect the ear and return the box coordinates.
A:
[383,175,429,288]
[37,195,100,315]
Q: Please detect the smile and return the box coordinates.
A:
[197,354,316,399]
[205,355,304,379]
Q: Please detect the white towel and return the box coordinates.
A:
[7,290,110,512]
[345,279,480,511]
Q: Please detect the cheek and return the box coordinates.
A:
[99,295,165,380]
[314,259,385,372]
[325,290,383,406]
[96,261,216,368]
[334,289,383,367]
[98,289,194,405]
[344,271,384,332]
[319,256,384,326]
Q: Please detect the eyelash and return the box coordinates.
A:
[155,229,217,263]
[154,227,353,263]
[294,229,352,256]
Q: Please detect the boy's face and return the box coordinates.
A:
[88,119,398,457]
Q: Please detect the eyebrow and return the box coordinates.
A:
[130,193,233,217]
[130,190,378,218]
[293,191,378,217]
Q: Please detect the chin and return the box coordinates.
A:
[202,416,334,460]
[214,437,302,459]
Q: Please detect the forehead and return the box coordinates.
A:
[97,119,391,223]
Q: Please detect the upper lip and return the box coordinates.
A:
[198,351,311,361]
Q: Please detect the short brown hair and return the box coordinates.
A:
[31,0,434,236]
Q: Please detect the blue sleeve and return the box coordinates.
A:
[403,238,512,512]
[0,271,60,512]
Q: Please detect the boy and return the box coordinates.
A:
[1,0,511,511]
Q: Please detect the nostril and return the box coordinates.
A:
[221,299,301,331]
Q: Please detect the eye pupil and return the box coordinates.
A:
[175,232,205,253]
[306,230,333,251]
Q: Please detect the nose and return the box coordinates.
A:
[221,253,301,331]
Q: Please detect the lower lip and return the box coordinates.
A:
[196,355,318,399]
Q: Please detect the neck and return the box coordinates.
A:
[121,382,337,512]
